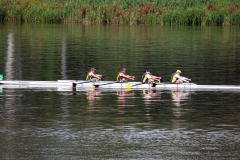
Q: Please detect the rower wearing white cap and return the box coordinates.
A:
[141,69,161,84]
[171,70,191,84]
[116,68,135,83]
[86,68,103,82]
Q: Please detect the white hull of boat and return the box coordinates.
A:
[0,80,77,85]
[1,80,240,90]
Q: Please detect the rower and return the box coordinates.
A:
[141,69,161,84]
[86,68,103,82]
[116,68,135,83]
[171,70,191,84]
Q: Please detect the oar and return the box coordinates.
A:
[72,81,93,88]
[126,82,157,89]
[157,79,171,83]
[93,81,117,88]
[93,78,137,88]
[159,79,169,82]
[72,76,106,88]
[156,79,171,83]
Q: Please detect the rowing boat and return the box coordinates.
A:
[0,80,76,85]
[1,80,240,91]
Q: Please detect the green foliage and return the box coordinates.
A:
[0,2,6,21]
[184,7,205,25]
[1,0,240,25]
[42,9,60,22]
[230,10,240,25]
[10,4,24,21]
[205,8,226,25]
[24,4,43,22]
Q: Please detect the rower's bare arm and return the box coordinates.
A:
[182,78,191,83]
[184,78,191,81]
[122,74,134,79]
[151,76,161,80]
[92,74,102,79]
[128,75,135,80]
[96,74,102,78]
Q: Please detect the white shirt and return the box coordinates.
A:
[146,73,152,79]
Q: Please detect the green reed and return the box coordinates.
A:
[1,0,240,25]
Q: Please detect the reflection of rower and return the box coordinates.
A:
[141,69,161,83]
[171,89,191,127]
[86,68,103,82]
[117,90,127,108]
[117,90,134,114]
[116,68,135,83]
[86,89,102,107]
[142,89,161,106]
[171,89,191,107]
[117,90,134,105]
[171,70,191,84]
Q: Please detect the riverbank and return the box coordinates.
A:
[0,0,240,25]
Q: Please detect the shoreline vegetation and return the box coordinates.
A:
[0,0,240,25]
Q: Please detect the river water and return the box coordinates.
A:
[0,23,240,159]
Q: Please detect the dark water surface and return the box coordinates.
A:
[0,23,240,84]
[0,23,240,159]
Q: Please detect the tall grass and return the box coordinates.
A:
[1,0,240,25]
